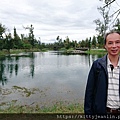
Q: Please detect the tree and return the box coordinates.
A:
[80,40,85,47]
[13,27,22,49]
[99,0,116,6]
[97,35,104,48]
[113,19,120,31]
[85,38,89,48]
[0,23,6,50]
[100,0,120,25]
[5,33,12,53]
[64,36,70,49]
[94,3,111,47]
[29,25,35,48]
[94,6,111,35]
[88,37,91,50]
[92,36,97,48]
[56,36,63,49]
[23,24,35,49]
[56,36,60,41]
[0,23,6,39]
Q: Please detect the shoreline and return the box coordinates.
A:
[0,86,84,113]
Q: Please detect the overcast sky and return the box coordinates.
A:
[0,0,119,43]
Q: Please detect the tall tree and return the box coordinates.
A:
[0,23,6,39]
[94,7,111,36]
[92,36,97,48]
[5,33,12,53]
[94,2,111,47]
[64,36,70,49]
[23,24,35,49]
[29,25,35,48]
[88,37,91,50]
[13,27,21,49]
[100,0,120,25]
[0,23,6,50]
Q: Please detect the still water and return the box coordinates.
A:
[0,51,103,107]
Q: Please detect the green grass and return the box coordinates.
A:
[85,49,107,55]
[0,49,44,56]
[0,102,84,113]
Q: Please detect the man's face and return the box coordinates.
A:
[105,33,120,56]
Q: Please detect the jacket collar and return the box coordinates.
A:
[98,54,108,75]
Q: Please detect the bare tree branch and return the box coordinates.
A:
[110,10,120,25]
[110,9,120,17]
[103,0,116,8]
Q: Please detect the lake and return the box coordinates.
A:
[0,51,103,108]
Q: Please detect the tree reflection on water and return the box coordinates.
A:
[0,52,35,86]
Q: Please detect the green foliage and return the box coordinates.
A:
[23,43,32,49]
[0,23,6,38]
[92,36,97,48]
[13,27,22,49]
[86,49,107,55]
[113,19,120,31]
[0,23,39,52]
[27,24,35,48]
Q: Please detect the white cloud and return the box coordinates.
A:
[1,0,118,43]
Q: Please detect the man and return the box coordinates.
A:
[84,30,120,119]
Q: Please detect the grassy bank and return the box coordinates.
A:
[0,48,107,56]
[85,49,107,55]
[0,49,47,56]
[60,48,107,55]
[0,102,84,113]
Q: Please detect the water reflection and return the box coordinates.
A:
[0,51,106,106]
[29,52,35,78]
[0,57,8,86]
[0,51,104,86]
[0,52,36,86]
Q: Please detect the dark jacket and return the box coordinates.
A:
[84,54,114,115]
